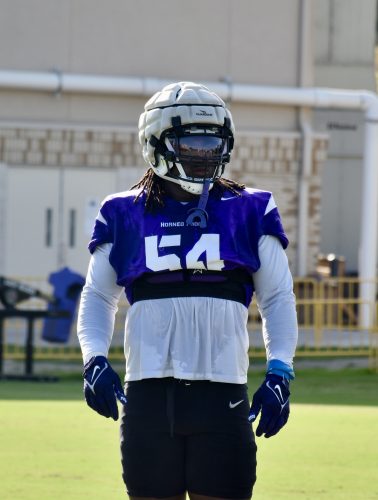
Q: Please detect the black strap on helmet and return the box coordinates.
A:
[171,115,184,136]
[149,135,175,162]
[222,117,234,151]
[149,135,165,153]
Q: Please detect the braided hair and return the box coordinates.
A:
[131,168,245,213]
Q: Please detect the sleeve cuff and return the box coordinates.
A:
[266,359,295,380]
[82,351,108,365]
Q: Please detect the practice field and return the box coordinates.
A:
[0,369,377,500]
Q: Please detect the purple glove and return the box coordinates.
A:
[248,374,290,438]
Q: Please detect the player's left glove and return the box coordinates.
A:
[83,355,127,421]
[248,374,290,438]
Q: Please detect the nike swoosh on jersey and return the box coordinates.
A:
[220,196,238,201]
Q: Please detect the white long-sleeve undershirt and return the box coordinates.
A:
[77,235,298,382]
[253,235,298,365]
[77,245,123,362]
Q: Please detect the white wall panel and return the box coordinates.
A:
[320,158,363,272]
[5,166,119,279]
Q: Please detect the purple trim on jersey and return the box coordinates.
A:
[88,187,289,306]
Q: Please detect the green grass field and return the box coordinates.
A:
[0,368,377,500]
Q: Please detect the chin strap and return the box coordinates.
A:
[185,179,211,228]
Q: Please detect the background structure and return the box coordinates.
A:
[0,0,376,279]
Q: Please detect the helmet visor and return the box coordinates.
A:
[166,134,227,165]
[163,127,231,184]
[177,135,225,158]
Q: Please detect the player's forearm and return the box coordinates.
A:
[77,244,123,364]
[253,235,298,375]
[77,284,117,363]
[260,291,298,368]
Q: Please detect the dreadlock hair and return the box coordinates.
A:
[131,168,245,213]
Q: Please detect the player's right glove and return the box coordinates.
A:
[248,374,290,438]
[83,355,127,421]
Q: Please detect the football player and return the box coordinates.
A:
[78,81,298,500]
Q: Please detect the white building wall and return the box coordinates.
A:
[314,0,377,272]
[0,0,376,279]
[0,0,301,129]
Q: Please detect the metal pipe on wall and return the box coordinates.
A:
[297,0,314,277]
[0,164,8,275]
[359,95,378,327]
[297,114,313,277]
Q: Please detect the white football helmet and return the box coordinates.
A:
[138,81,235,195]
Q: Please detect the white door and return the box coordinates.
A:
[62,168,118,275]
[5,166,60,279]
[4,166,117,279]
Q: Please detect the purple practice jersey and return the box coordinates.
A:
[89,187,288,307]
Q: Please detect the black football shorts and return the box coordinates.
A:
[120,377,257,499]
